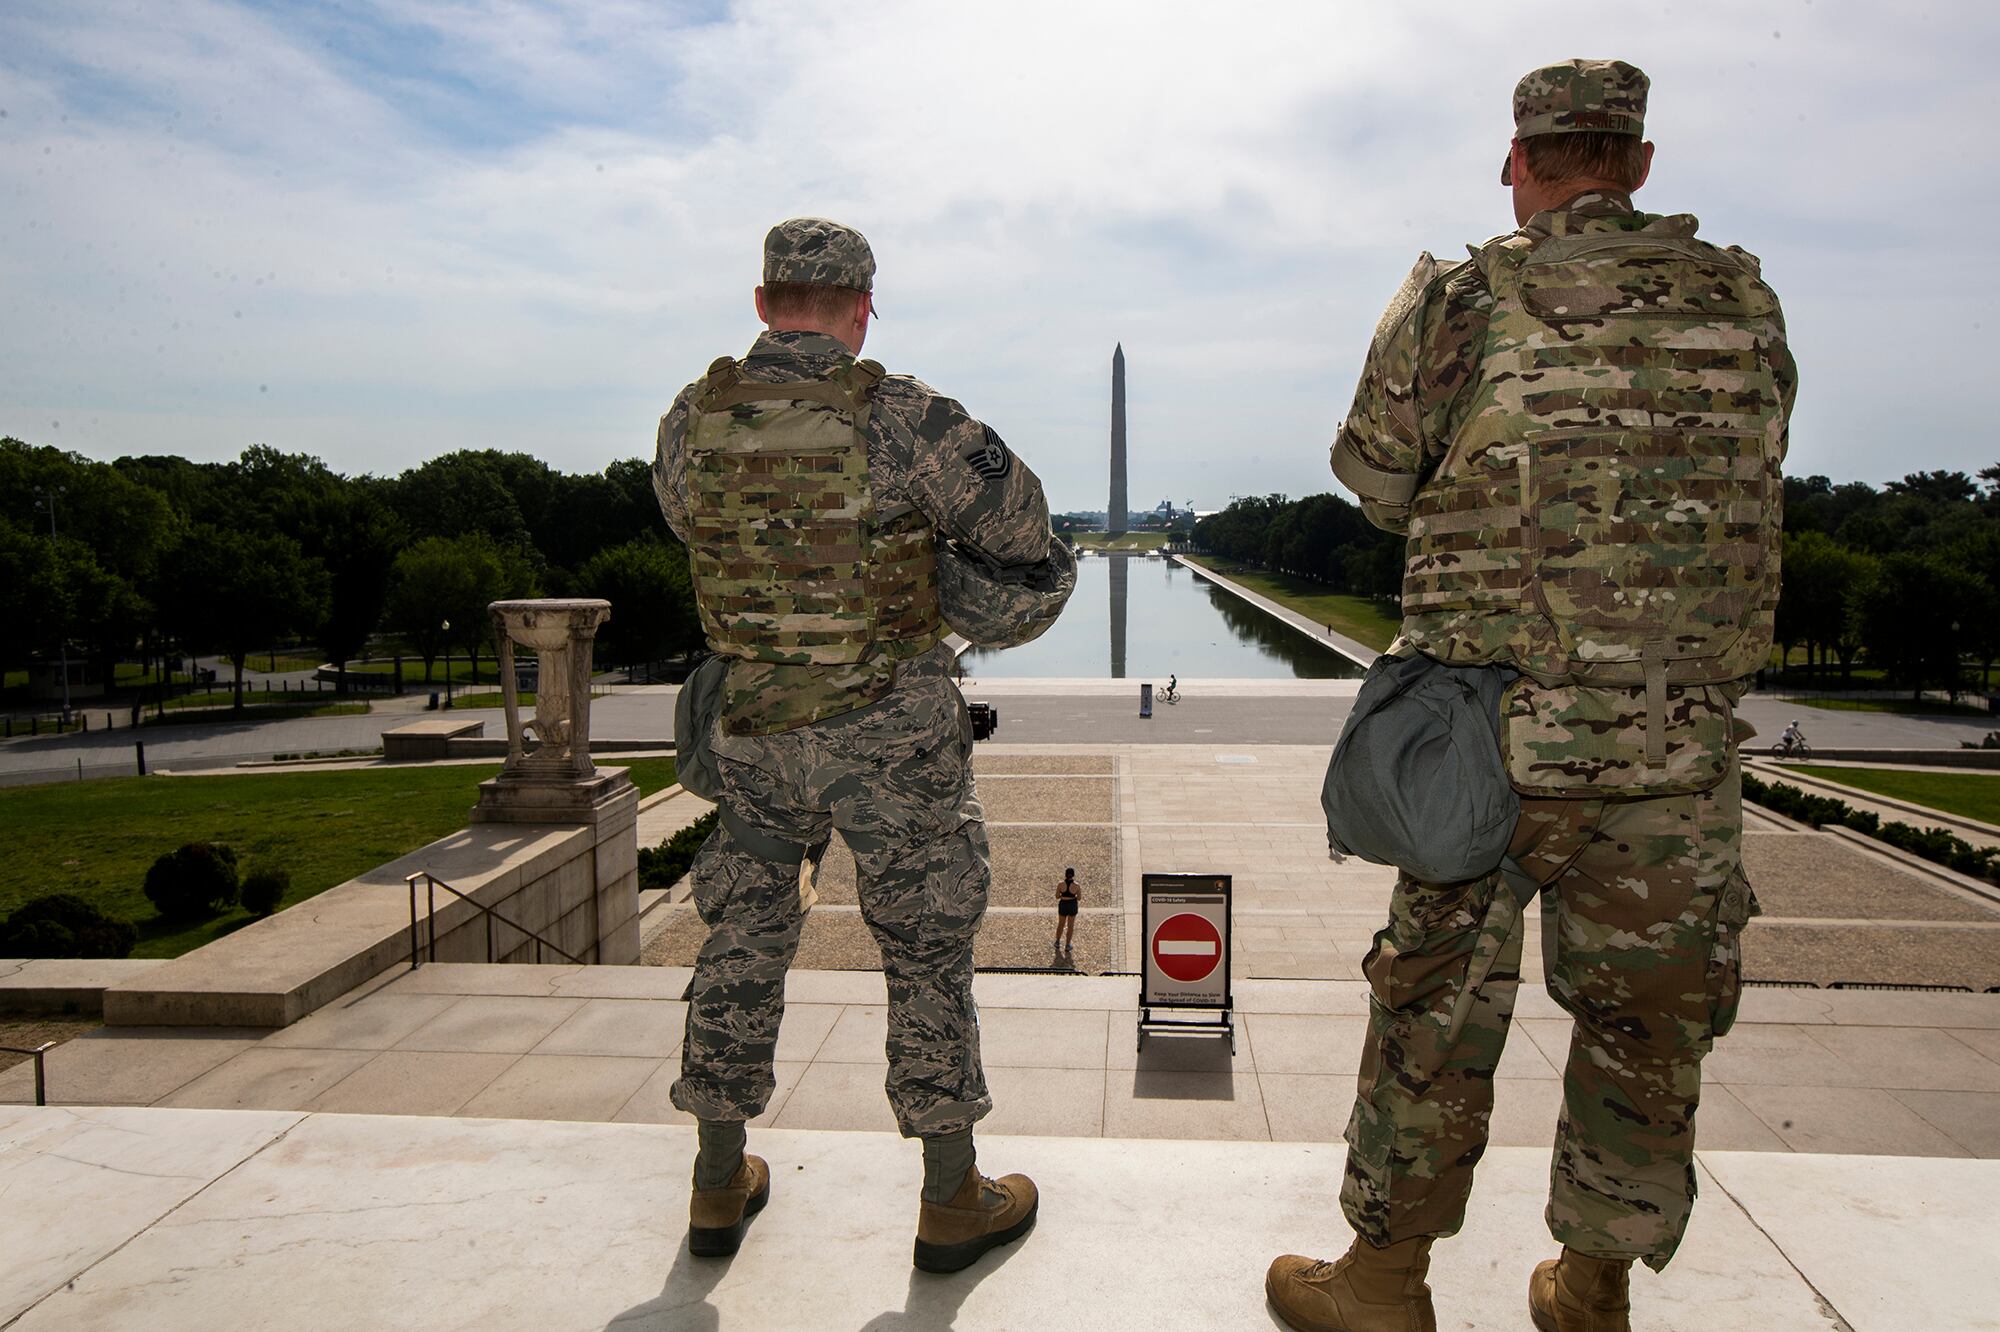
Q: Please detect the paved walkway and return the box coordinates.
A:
[1169,554,1382,667]
[8,965,1997,1160]
[5,1104,1992,1330]
[628,736,2000,991]
[617,742,1992,992]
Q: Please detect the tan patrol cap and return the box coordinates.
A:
[762,217,875,293]
[1501,59,1649,185]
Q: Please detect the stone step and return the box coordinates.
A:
[3,1107,1991,1330]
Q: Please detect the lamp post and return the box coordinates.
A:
[33,488,71,724]
[441,620,454,709]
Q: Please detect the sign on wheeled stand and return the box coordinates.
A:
[1138,872,1234,1053]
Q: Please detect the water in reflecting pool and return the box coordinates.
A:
[963,554,1366,679]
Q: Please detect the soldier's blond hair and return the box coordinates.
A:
[1523,132,1647,191]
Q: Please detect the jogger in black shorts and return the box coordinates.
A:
[1054,868,1080,954]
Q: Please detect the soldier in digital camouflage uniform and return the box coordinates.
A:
[652,217,1052,1272]
[1267,62,1797,1332]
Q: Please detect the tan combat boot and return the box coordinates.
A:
[912,1167,1038,1274]
[1266,1236,1437,1332]
[687,1154,769,1258]
[1529,1247,1632,1332]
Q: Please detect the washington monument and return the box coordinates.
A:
[1109,342,1127,536]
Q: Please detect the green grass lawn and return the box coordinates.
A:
[143,700,371,727]
[348,659,501,685]
[1793,765,2000,827]
[450,691,536,709]
[258,653,328,673]
[1181,556,1400,653]
[163,689,359,710]
[1798,697,1996,718]
[0,757,677,958]
[1073,531,1172,551]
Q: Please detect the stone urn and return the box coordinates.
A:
[474,598,631,824]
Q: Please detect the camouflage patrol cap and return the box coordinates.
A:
[1501,59,1649,185]
[762,217,875,293]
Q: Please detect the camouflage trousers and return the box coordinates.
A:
[669,649,993,1138]
[1341,761,1751,1272]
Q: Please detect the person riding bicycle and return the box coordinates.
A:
[1165,674,1179,703]
[1779,719,1806,754]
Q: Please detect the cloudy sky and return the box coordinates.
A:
[3,0,1994,513]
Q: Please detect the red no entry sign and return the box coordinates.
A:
[1141,874,1232,1012]
[1151,911,1222,984]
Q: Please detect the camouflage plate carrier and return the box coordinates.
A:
[1402,211,1787,793]
[686,355,943,736]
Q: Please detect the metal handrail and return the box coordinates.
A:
[405,870,586,969]
[1,1043,55,1106]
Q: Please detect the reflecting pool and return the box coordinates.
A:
[963,554,1366,679]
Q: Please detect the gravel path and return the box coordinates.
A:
[1743,833,1998,922]
[642,906,1117,974]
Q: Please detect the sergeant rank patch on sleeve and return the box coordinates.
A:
[963,426,1013,481]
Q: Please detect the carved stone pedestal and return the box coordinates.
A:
[470,598,641,963]
[473,598,635,825]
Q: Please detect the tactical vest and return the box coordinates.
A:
[1401,211,1786,771]
[685,354,943,733]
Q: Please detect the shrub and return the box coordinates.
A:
[638,810,719,890]
[239,864,291,917]
[143,842,241,920]
[0,893,138,959]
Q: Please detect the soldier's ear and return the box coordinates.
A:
[1633,141,1654,192]
[753,285,769,324]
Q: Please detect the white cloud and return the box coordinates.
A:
[3,0,1997,510]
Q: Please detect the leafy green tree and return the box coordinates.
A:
[386,535,539,682]
[0,526,59,679]
[538,460,667,582]
[1778,531,1871,682]
[573,537,701,670]
[1949,525,2000,689]
[3,439,176,691]
[388,451,536,551]
[315,487,403,690]
[1851,553,1988,699]
[159,526,329,711]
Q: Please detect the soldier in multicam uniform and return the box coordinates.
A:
[1267,62,1797,1332]
[652,218,1054,1272]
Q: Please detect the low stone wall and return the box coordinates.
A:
[380,719,674,762]
[424,784,642,968]
[1769,748,2000,770]
[381,718,487,760]
[0,959,168,1017]
[101,776,641,1028]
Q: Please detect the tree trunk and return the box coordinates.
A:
[422,652,436,683]
[232,655,246,713]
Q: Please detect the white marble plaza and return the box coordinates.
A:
[2,1106,1992,1331]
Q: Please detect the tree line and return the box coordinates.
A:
[0,438,701,710]
[1193,493,1402,601]
[1194,467,2000,697]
